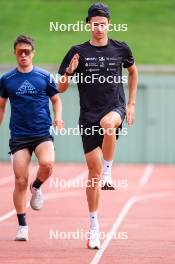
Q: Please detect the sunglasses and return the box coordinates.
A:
[15,49,33,56]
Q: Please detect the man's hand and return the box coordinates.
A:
[58,53,80,93]
[53,118,64,129]
[66,53,79,74]
[126,103,135,126]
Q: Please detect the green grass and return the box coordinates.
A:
[0,0,174,64]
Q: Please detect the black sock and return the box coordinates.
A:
[32,178,43,189]
[17,213,27,226]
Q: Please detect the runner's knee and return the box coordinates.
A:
[15,176,28,191]
[88,164,102,182]
[39,160,54,173]
[100,119,115,131]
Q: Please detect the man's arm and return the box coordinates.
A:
[50,94,64,128]
[58,53,79,93]
[126,63,138,126]
[0,97,7,125]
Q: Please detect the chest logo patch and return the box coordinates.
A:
[16,80,38,95]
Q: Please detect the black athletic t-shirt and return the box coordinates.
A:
[58,39,134,125]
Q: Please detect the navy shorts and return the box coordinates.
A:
[80,107,126,154]
[9,135,54,155]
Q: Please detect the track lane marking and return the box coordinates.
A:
[0,170,87,222]
[90,164,154,264]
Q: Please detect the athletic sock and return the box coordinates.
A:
[17,213,27,226]
[32,178,43,189]
[89,211,99,231]
[103,159,113,177]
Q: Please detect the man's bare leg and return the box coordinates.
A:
[35,141,55,182]
[85,147,102,249]
[100,111,122,189]
[30,141,55,210]
[86,147,102,212]
[13,149,31,240]
[13,149,31,214]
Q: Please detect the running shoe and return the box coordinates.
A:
[30,183,44,210]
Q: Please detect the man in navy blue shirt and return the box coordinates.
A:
[58,3,138,249]
[0,35,63,241]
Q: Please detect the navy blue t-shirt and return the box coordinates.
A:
[0,66,58,138]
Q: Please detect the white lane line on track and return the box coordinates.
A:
[90,164,154,264]
[0,165,87,186]
[136,164,154,193]
[0,166,38,186]
[0,191,83,223]
[0,170,87,223]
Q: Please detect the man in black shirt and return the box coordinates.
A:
[58,3,138,249]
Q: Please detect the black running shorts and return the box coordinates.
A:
[80,107,126,154]
[9,135,54,155]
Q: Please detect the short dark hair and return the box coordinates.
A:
[86,3,110,23]
[14,35,35,50]
[88,10,109,22]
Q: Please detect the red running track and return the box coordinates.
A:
[0,162,175,264]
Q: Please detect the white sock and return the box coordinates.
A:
[103,160,113,177]
[90,211,99,231]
